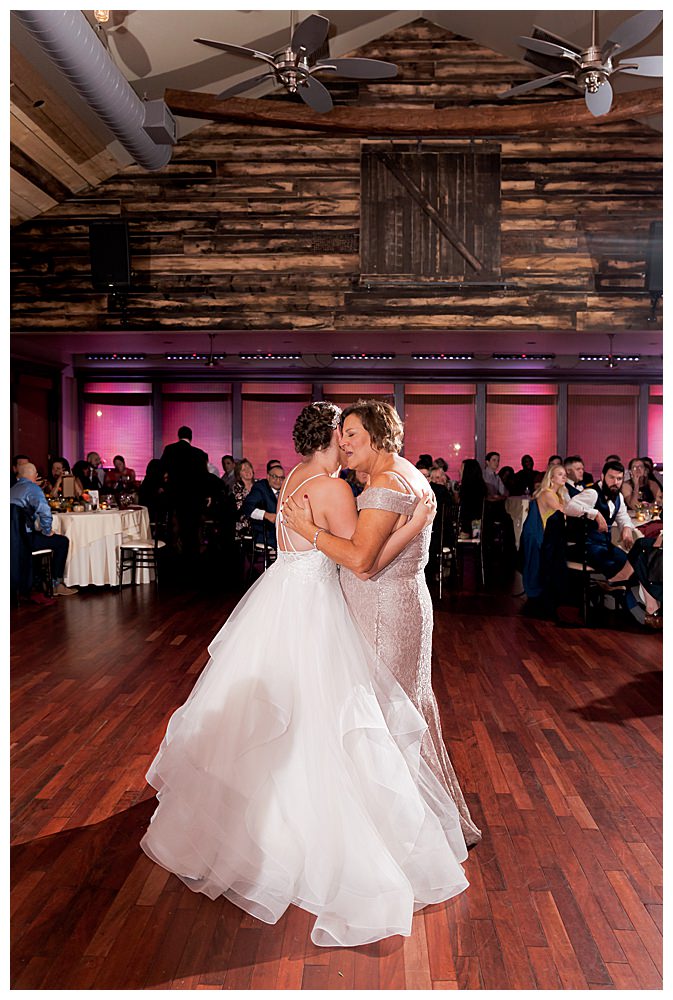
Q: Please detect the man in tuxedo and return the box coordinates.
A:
[564,455,594,497]
[242,460,285,551]
[160,426,209,559]
[566,460,631,577]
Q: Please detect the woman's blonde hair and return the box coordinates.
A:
[340,399,404,454]
[533,464,568,504]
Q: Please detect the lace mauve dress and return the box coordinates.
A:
[340,486,482,847]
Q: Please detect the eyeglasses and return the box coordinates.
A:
[268,472,285,480]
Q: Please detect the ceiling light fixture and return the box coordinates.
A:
[165,353,226,361]
[411,353,474,361]
[85,353,146,361]
[240,353,302,361]
[579,354,640,362]
[332,353,395,361]
[492,353,556,361]
[93,10,110,24]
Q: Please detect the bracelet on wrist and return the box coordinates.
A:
[312,526,329,549]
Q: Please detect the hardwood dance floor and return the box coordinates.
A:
[10,577,662,989]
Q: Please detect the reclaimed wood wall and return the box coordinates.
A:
[10,20,663,336]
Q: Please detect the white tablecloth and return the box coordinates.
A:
[51,506,152,586]
[505,496,531,548]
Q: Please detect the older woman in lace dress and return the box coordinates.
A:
[284,399,482,848]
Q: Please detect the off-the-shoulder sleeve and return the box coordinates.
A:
[357,487,419,515]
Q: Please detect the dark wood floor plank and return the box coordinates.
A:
[10,583,661,989]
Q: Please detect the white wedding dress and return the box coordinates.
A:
[140,472,469,947]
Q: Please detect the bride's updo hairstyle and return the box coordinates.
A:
[293,401,342,456]
[340,399,404,454]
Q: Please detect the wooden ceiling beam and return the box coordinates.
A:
[165,87,663,135]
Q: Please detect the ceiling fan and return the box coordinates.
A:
[194,12,397,113]
[499,10,663,117]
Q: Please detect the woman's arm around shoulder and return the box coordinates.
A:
[307,475,358,539]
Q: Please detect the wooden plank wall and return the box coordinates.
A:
[10,20,662,336]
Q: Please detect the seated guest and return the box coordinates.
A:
[429,464,451,489]
[604,453,627,482]
[547,454,563,467]
[427,465,455,577]
[340,467,368,498]
[71,460,100,496]
[434,456,449,473]
[564,460,633,576]
[86,451,105,489]
[232,458,256,541]
[621,457,663,510]
[104,455,137,493]
[602,531,663,627]
[221,454,236,493]
[511,454,542,496]
[498,465,515,494]
[520,463,595,618]
[564,455,594,495]
[456,458,488,537]
[11,454,31,486]
[138,459,168,522]
[204,461,233,534]
[241,461,284,551]
[483,451,507,497]
[417,453,433,467]
[415,457,432,479]
[45,457,72,498]
[641,456,663,487]
[10,462,77,597]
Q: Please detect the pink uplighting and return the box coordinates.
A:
[486,384,557,472]
[404,385,476,479]
[242,383,312,474]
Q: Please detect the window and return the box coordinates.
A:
[161,382,232,470]
[82,382,153,474]
[486,383,558,472]
[404,384,476,479]
[361,142,501,284]
[242,382,312,475]
[567,384,638,478]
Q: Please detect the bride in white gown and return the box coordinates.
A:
[140,402,469,948]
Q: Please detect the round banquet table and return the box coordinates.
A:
[505,496,531,549]
[51,506,152,587]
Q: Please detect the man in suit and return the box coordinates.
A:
[511,454,542,496]
[566,460,632,577]
[160,426,209,559]
[564,455,594,497]
[242,460,285,551]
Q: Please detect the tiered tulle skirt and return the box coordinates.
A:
[141,550,468,947]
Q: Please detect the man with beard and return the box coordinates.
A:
[565,460,633,576]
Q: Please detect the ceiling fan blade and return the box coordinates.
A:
[616,56,664,78]
[291,14,330,57]
[517,35,581,65]
[499,72,575,99]
[217,72,276,99]
[194,38,275,67]
[297,74,333,113]
[585,79,613,117]
[314,57,398,80]
[601,10,662,60]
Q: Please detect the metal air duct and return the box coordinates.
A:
[13,9,173,171]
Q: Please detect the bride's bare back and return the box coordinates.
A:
[278,464,358,552]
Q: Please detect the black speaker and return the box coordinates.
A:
[645,220,662,294]
[89,220,131,291]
